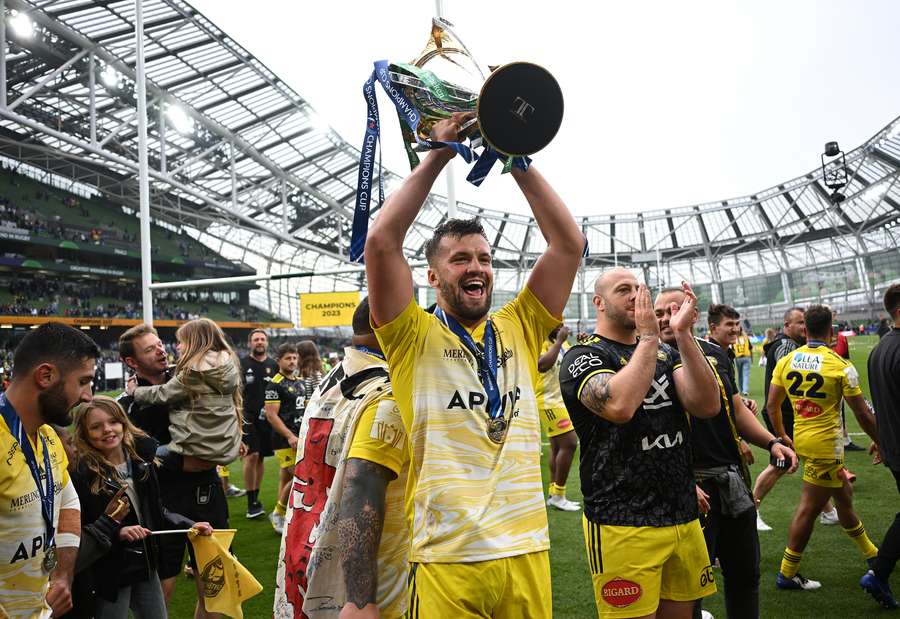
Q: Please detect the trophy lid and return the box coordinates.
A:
[477,62,564,157]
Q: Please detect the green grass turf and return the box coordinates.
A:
[161,335,895,618]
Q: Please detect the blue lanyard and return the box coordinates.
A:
[0,393,55,548]
[350,59,477,264]
[355,345,385,361]
[434,307,502,420]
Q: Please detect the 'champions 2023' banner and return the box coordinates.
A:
[298,291,360,328]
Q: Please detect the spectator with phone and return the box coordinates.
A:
[68,395,212,619]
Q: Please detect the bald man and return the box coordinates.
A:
[559,269,720,619]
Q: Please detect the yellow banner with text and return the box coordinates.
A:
[299,291,360,327]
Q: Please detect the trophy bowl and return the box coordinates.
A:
[388,18,563,158]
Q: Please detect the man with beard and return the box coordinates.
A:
[241,329,277,519]
[264,343,302,535]
[1,323,96,617]
[117,324,228,619]
[559,270,720,619]
[655,292,797,619]
[365,112,584,617]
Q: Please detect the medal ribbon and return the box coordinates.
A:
[355,345,386,361]
[0,393,55,551]
[434,307,502,420]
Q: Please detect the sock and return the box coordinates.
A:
[275,501,287,517]
[247,490,259,507]
[844,522,879,559]
[549,483,565,497]
[781,547,803,578]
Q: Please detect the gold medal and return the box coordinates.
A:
[42,547,57,573]
[487,417,508,444]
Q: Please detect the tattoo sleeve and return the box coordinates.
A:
[338,457,393,610]
[579,373,612,416]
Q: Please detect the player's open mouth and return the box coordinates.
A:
[461,280,485,298]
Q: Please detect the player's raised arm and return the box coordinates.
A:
[671,282,720,418]
[511,165,584,317]
[365,113,472,327]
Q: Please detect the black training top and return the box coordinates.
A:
[869,328,900,470]
[560,334,697,527]
[764,334,799,424]
[689,337,742,469]
[117,369,173,446]
[240,355,278,419]
[265,372,307,449]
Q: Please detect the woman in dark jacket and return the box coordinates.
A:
[68,395,212,619]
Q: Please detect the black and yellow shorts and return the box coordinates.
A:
[582,517,716,617]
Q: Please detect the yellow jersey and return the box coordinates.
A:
[375,287,558,563]
[0,419,70,619]
[534,340,566,411]
[770,343,863,459]
[732,335,752,358]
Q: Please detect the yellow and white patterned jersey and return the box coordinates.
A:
[771,342,863,459]
[732,335,752,358]
[535,340,566,411]
[0,420,70,619]
[375,286,559,563]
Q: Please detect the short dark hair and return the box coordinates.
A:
[804,305,832,340]
[884,284,900,319]
[248,328,267,341]
[783,306,805,324]
[352,296,372,336]
[708,303,740,326]
[118,324,157,361]
[13,322,100,380]
[276,343,298,359]
[423,217,489,266]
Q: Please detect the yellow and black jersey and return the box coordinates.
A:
[0,418,70,618]
[375,287,557,564]
[559,335,694,527]
[535,339,566,411]
[771,342,863,459]
[265,372,306,448]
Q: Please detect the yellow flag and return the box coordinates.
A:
[188,529,262,619]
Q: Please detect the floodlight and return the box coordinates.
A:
[165,104,194,134]
[100,66,120,88]
[9,10,34,39]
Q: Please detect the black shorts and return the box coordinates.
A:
[157,468,230,580]
[242,416,274,457]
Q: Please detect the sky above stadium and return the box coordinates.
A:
[192,0,900,218]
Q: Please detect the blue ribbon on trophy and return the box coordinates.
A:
[351,18,567,263]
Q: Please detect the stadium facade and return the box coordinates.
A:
[1,0,899,333]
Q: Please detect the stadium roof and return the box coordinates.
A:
[1,0,900,323]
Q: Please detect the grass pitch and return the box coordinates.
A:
[166,335,895,617]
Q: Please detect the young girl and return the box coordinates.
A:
[297,339,324,403]
[70,396,212,619]
[126,318,243,468]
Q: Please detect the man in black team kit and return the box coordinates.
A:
[560,269,721,619]
[861,283,900,609]
[241,329,278,519]
[264,343,305,535]
[654,291,797,619]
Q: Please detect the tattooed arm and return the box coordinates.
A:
[338,457,396,618]
[577,341,658,424]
